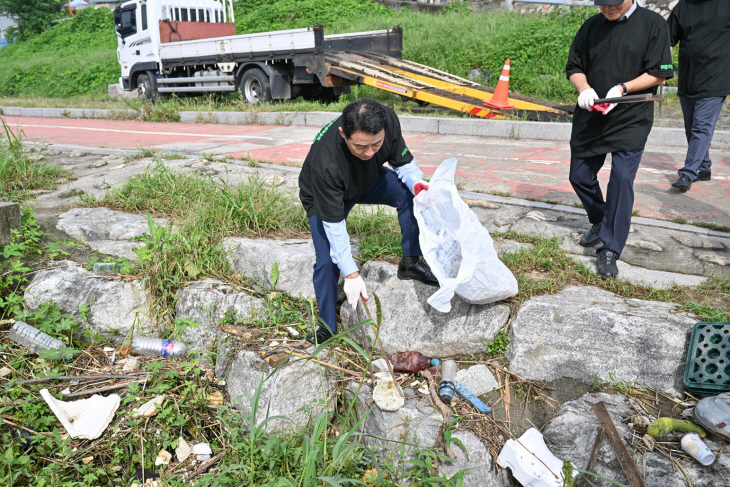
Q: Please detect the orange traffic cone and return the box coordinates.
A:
[483,59,515,110]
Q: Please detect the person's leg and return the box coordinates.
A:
[679,96,726,180]
[569,153,607,223]
[598,149,643,255]
[308,215,341,335]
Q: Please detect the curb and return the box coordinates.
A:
[3,106,729,149]
[34,141,730,239]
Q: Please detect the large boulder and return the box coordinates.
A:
[341,261,510,358]
[507,286,695,396]
[220,350,334,432]
[57,208,169,260]
[544,393,729,486]
[24,261,156,342]
[223,237,317,299]
[175,279,265,352]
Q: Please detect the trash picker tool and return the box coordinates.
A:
[360,297,404,397]
[594,93,663,105]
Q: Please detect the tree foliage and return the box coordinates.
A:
[0,0,65,40]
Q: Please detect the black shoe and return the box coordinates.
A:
[596,250,619,279]
[397,256,439,286]
[305,326,334,345]
[579,223,602,248]
[672,174,692,192]
[697,170,712,181]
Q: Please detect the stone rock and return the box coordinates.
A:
[442,430,510,487]
[525,210,558,222]
[507,286,695,396]
[194,167,219,176]
[44,149,62,156]
[0,202,22,247]
[544,393,729,486]
[341,261,510,358]
[223,237,319,299]
[697,252,730,266]
[24,261,156,342]
[122,358,140,373]
[190,161,209,168]
[221,350,333,431]
[58,188,85,199]
[625,239,663,252]
[572,254,708,289]
[94,181,111,190]
[672,234,724,250]
[192,443,212,455]
[69,150,86,158]
[494,239,533,257]
[154,449,171,466]
[102,155,119,161]
[57,208,168,260]
[455,364,499,396]
[88,160,108,168]
[175,279,265,352]
[175,438,192,462]
[463,199,499,210]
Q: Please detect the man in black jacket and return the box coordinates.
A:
[566,0,674,279]
[668,0,729,192]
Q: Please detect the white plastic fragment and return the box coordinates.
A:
[192,443,212,455]
[286,326,299,337]
[40,389,120,440]
[132,396,165,418]
[123,357,140,373]
[0,367,11,378]
[197,454,211,462]
[176,437,192,462]
[155,449,172,466]
[497,427,577,487]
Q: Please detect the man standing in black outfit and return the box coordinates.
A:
[668,0,730,192]
[566,0,674,279]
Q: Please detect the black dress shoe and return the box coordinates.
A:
[596,249,619,279]
[697,170,711,181]
[579,222,602,247]
[672,173,692,191]
[397,256,439,286]
[305,326,334,345]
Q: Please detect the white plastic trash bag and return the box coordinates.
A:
[414,157,518,312]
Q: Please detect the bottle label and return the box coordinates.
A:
[161,340,175,358]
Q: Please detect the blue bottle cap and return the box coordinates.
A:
[430,358,440,366]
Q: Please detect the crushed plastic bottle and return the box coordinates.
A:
[390,351,440,373]
[439,360,457,404]
[9,321,71,360]
[131,337,188,359]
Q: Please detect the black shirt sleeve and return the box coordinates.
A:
[566,23,587,79]
[644,18,675,79]
[386,110,414,168]
[668,3,682,47]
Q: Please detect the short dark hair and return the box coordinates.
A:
[341,98,388,139]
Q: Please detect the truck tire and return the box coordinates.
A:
[240,69,271,104]
[137,73,157,101]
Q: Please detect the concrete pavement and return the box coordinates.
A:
[3,115,729,229]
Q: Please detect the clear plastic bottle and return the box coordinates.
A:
[390,352,440,373]
[131,337,188,359]
[439,360,457,404]
[9,321,70,360]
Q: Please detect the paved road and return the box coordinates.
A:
[5,115,730,228]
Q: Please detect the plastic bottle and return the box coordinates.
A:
[680,433,715,466]
[92,262,122,274]
[9,321,70,360]
[131,337,188,359]
[390,352,440,373]
[439,360,457,404]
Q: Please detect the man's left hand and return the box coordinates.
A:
[601,85,625,115]
[413,180,429,196]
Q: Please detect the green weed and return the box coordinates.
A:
[485,329,510,356]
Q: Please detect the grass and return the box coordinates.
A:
[0,118,71,202]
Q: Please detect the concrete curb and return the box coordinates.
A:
[3,105,728,149]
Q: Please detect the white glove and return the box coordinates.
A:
[344,274,368,310]
[602,85,625,115]
[578,88,598,111]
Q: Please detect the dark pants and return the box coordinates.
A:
[569,149,643,255]
[309,167,421,332]
[678,96,726,180]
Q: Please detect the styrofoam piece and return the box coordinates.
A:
[372,372,404,412]
[497,427,576,487]
[40,388,120,440]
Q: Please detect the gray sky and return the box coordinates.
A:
[0,15,15,37]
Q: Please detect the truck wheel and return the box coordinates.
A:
[137,73,157,101]
[240,69,271,104]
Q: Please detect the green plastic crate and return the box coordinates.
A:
[684,322,730,395]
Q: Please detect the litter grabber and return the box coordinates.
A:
[593,93,664,105]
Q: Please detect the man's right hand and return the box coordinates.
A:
[344,274,368,310]
[578,88,599,111]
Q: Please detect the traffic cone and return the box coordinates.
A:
[483,59,515,110]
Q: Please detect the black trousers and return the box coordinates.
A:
[569,149,643,255]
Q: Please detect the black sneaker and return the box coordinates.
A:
[305,326,334,346]
[596,250,619,279]
[579,223,602,247]
[697,170,712,181]
[672,173,692,192]
[397,256,439,286]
